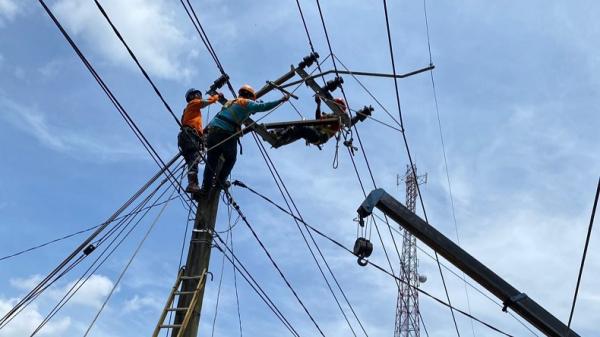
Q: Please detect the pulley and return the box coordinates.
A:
[353,237,373,266]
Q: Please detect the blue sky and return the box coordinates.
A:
[1,1,599,336]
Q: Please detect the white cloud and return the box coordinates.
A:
[0,95,146,162]
[9,275,44,291]
[0,298,71,337]
[123,294,162,313]
[52,0,197,81]
[53,275,115,309]
[0,0,19,24]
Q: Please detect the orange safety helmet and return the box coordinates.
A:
[334,98,347,111]
[238,84,256,100]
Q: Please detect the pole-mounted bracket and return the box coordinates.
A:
[502,292,528,312]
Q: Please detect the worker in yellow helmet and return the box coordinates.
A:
[200,84,289,192]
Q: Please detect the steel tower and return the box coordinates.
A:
[394,164,425,337]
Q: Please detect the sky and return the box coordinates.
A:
[0,0,599,337]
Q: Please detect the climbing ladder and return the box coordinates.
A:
[152,268,207,337]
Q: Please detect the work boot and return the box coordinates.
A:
[185,173,201,194]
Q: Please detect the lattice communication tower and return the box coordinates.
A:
[394,164,426,337]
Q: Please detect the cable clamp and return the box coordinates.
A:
[502,292,527,312]
[193,228,213,235]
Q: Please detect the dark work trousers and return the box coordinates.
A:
[277,126,329,147]
[178,126,204,174]
[201,127,238,190]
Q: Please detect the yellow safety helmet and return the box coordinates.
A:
[238,84,256,100]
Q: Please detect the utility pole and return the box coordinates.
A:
[172,177,223,337]
[394,165,426,337]
[169,53,322,337]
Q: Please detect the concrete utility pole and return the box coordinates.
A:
[394,165,426,337]
[172,181,223,337]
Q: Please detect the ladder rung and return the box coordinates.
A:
[181,275,204,280]
[174,291,195,295]
[167,307,189,311]
[160,324,182,329]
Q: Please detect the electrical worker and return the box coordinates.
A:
[270,96,371,148]
[178,88,221,194]
[200,84,290,192]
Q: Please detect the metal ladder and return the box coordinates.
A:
[152,267,207,337]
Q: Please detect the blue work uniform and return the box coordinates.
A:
[202,97,283,190]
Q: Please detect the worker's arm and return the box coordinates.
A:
[314,96,322,119]
[199,94,221,109]
[246,95,289,114]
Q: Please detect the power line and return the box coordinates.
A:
[310,7,416,322]
[223,190,328,337]
[212,234,301,337]
[419,0,477,335]
[30,174,178,336]
[380,1,460,335]
[179,0,237,97]
[566,177,599,334]
[36,0,188,204]
[231,180,514,337]
[0,196,179,263]
[83,187,176,336]
[250,138,367,337]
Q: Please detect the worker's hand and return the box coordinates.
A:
[281,94,291,102]
[314,95,321,104]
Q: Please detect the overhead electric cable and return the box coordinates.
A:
[0,150,180,327]
[565,177,599,334]
[0,196,180,263]
[231,180,514,337]
[380,1,460,335]
[250,137,366,337]
[212,234,301,337]
[419,0,477,335]
[222,190,328,337]
[93,0,180,126]
[180,0,237,96]
[30,175,177,336]
[37,0,188,202]
[83,187,176,336]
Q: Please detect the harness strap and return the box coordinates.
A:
[215,113,241,130]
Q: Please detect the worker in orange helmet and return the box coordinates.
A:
[178,88,221,194]
[200,84,289,193]
[271,96,371,148]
